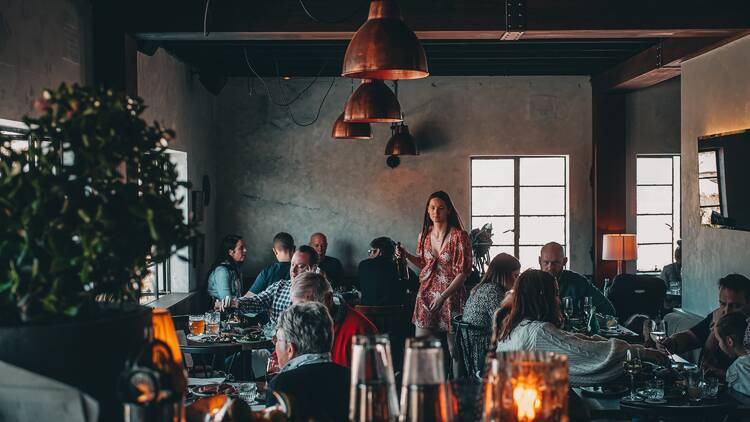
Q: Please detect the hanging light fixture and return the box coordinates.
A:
[385,122,418,156]
[343,79,402,123]
[332,112,372,139]
[342,0,428,80]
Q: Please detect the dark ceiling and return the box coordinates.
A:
[161,38,660,78]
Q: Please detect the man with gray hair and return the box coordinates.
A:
[268,302,349,421]
[292,272,378,367]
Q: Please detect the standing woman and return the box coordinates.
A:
[397,191,472,373]
[207,234,247,302]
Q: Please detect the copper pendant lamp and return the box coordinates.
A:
[331,112,372,139]
[344,79,402,123]
[342,0,428,80]
[385,122,418,156]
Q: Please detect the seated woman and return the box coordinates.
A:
[207,235,246,302]
[495,269,667,386]
[460,253,520,374]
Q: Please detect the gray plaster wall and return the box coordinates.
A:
[216,76,593,278]
[681,35,750,316]
[624,78,682,273]
[0,0,90,120]
[137,50,219,291]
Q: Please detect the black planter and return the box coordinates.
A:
[0,304,152,421]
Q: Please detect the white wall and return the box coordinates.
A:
[681,35,750,315]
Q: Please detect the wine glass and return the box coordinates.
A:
[650,320,667,344]
[623,349,643,401]
[582,296,593,320]
[562,297,574,319]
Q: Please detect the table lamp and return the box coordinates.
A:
[602,234,637,275]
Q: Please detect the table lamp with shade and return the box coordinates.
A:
[602,234,637,275]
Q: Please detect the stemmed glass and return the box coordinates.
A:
[650,320,667,344]
[562,297,574,329]
[623,349,643,401]
[582,297,593,320]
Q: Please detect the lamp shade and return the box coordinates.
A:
[602,234,637,261]
[344,79,402,123]
[385,122,418,155]
[341,0,428,80]
[151,308,183,365]
[332,112,372,139]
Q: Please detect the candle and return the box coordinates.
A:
[512,374,542,421]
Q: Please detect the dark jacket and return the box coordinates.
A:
[558,270,616,316]
[357,256,412,306]
[267,362,350,421]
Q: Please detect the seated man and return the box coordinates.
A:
[660,241,682,292]
[715,311,750,396]
[310,232,345,289]
[249,232,295,294]
[267,302,349,421]
[217,245,318,325]
[291,272,378,367]
[358,237,417,306]
[658,274,750,378]
[539,242,616,316]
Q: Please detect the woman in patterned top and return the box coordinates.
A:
[396,191,472,375]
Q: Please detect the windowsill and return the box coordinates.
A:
[145,291,198,310]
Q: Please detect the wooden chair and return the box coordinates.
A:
[355,304,412,369]
[452,314,491,378]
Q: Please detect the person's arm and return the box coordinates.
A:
[398,234,426,270]
[658,315,707,355]
[428,231,472,313]
[237,281,276,314]
[249,268,269,294]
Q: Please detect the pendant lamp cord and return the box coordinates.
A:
[298,0,368,24]
[203,0,212,36]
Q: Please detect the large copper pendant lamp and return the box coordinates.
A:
[342,0,428,80]
[331,112,372,139]
[344,79,402,123]
[385,122,418,156]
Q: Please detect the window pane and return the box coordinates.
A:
[637,157,673,185]
[489,246,515,261]
[520,157,565,186]
[472,159,514,186]
[637,215,673,244]
[471,217,515,245]
[472,187,514,215]
[637,244,672,272]
[701,206,721,224]
[520,187,565,215]
[636,186,672,214]
[673,156,681,242]
[698,151,718,177]
[699,178,720,206]
[520,216,565,245]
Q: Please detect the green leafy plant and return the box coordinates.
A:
[469,223,493,276]
[0,84,193,324]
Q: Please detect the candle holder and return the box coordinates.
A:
[480,351,568,422]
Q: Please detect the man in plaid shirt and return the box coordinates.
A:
[232,245,319,324]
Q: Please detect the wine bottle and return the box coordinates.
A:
[395,242,409,281]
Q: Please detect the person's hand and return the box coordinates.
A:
[428,294,445,313]
[642,348,670,367]
[655,337,674,354]
[214,299,225,312]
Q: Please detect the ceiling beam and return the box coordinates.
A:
[126,0,750,41]
[591,32,749,92]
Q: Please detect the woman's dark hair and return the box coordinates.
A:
[497,269,563,341]
[471,252,520,295]
[370,237,395,258]
[207,234,243,281]
[719,274,750,301]
[418,191,464,259]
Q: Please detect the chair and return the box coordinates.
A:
[606,274,667,321]
[452,314,492,378]
[355,304,412,369]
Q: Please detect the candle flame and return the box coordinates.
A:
[513,380,541,421]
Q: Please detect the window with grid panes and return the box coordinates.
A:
[636,155,681,272]
[471,156,569,271]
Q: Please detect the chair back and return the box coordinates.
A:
[452,314,492,377]
[607,274,667,321]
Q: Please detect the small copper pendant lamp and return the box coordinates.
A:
[342,0,428,80]
[343,79,402,123]
[331,112,372,139]
[385,122,418,156]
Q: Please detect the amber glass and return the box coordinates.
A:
[399,337,456,422]
[349,334,399,422]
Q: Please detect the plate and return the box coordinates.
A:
[580,385,629,397]
[192,383,237,397]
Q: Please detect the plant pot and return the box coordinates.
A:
[0,304,152,421]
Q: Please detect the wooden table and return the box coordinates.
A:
[182,337,273,380]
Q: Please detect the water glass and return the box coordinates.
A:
[399,337,456,422]
[646,378,665,401]
[204,311,221,335]
[349,334,399,422]
[623,349,642,401]
[582,296,593,319]
[238,383,258,404]
[701,376,719,399]
[189,315,205,336]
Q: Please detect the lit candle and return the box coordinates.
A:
[512,374,542,421]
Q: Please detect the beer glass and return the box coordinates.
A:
[399,337,456,422]
[349,334,399,422]
[188,315,205,336]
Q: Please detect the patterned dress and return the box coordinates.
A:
[412,226,472,332]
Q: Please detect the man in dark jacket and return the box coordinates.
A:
[358,237,417,306]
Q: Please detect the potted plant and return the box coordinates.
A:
[466,223,494,290]
[0,84,193,420]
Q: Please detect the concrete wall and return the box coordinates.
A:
[624,78,682,273]
[0,0,90,120]
[216,76,593,278]
[681,35,750,316]
[137,50,219,291]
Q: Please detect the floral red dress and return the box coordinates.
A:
[412,226,472,333]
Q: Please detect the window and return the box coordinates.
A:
[471,156,569,270]
[636,155,681,272]
[698,149,723,225]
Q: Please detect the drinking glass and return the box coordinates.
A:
[562,297,574,327]
[399,337,456,422]
[623,348,643,401]
[189,315,205,336]
[646,378,665,401]
[349,335,399,422]
[205,311,221,335]
[687,369,703,402]
[238,383,258,404]
[701,376,719,399]
[650,320,667,344]
[582,297,593,320]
